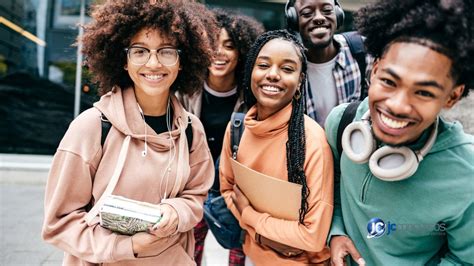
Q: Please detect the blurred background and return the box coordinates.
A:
[0,0,388,155]
[0,0,471,155]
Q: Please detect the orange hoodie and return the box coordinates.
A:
[42,87,214,265]
[220,103,334,265]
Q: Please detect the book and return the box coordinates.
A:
[230,158,302,220]
[99,195,162,235]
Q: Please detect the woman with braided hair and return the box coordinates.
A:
[219,30,334,265]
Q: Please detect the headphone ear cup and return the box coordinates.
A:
[369,146,419,181]
[334,1,345,29]
[285,1,299,32]
[335,4,345,29]
[341,121,376,163]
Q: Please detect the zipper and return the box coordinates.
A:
[360,171,373,203]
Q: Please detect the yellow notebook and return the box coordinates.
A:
[230,159,301,220]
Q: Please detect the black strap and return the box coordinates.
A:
[100,113,193,152]
[341,31,368,100]
[230,112,245,159]
[336,101,361,156]
[185,116,193,152]
[100,114,112,147]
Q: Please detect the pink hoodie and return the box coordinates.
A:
[42,87,214,265]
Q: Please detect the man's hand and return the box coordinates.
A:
[231,184,250,214]
[330,235,366,266]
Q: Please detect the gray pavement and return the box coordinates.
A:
[0,184,62,265]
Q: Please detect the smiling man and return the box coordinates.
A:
[287,0,372,126]
[324,0,474,265]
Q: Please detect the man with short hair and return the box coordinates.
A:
[325,0,474,265]
[287,0,372,126]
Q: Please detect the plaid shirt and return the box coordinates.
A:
[305,34,373,123]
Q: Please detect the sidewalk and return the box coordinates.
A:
[0,154,228,265]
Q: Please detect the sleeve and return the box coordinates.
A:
[219,123,261,241]
[41,114,135,263]
[438,201,474,264]
[161,117,214,233]
[239,125,334,252]
[324,103,351,245]
[219,123,242,222]
[220,122,278,244]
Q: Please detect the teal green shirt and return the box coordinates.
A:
[325,99,474,265]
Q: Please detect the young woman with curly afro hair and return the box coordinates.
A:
[326,0,474,265]
[177,8,264,266]
[42,1,220,264]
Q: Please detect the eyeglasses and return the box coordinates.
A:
[125,46,180,66]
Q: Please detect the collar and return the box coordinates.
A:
[244,103,293,138]
[203,81,237,97]
[333,34,352,70]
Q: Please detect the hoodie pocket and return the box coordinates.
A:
[138,243,195,265]
[107,238,194,265]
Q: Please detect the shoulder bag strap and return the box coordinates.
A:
[336,101,361,156]
[84,135,131,225]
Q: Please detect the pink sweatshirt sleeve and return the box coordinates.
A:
[240,126,334,252]
[42,151,136,263]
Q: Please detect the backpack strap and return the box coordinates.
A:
[341,31,368,100]
[230,112,245,160]
[336,101,361,156]
[100,113,193,153]
[185,116,193,152]
[100,114,112,147]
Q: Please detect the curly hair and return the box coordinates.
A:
[355,0,474,97]
[242,30,310,224]
[212,9,265,88]
[81,0,218,96]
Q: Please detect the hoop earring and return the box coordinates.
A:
[294,89,301,100]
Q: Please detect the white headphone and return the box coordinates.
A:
[341,111,438,181]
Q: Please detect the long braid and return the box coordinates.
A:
[243,30,309,224]
[287,77,308,224]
